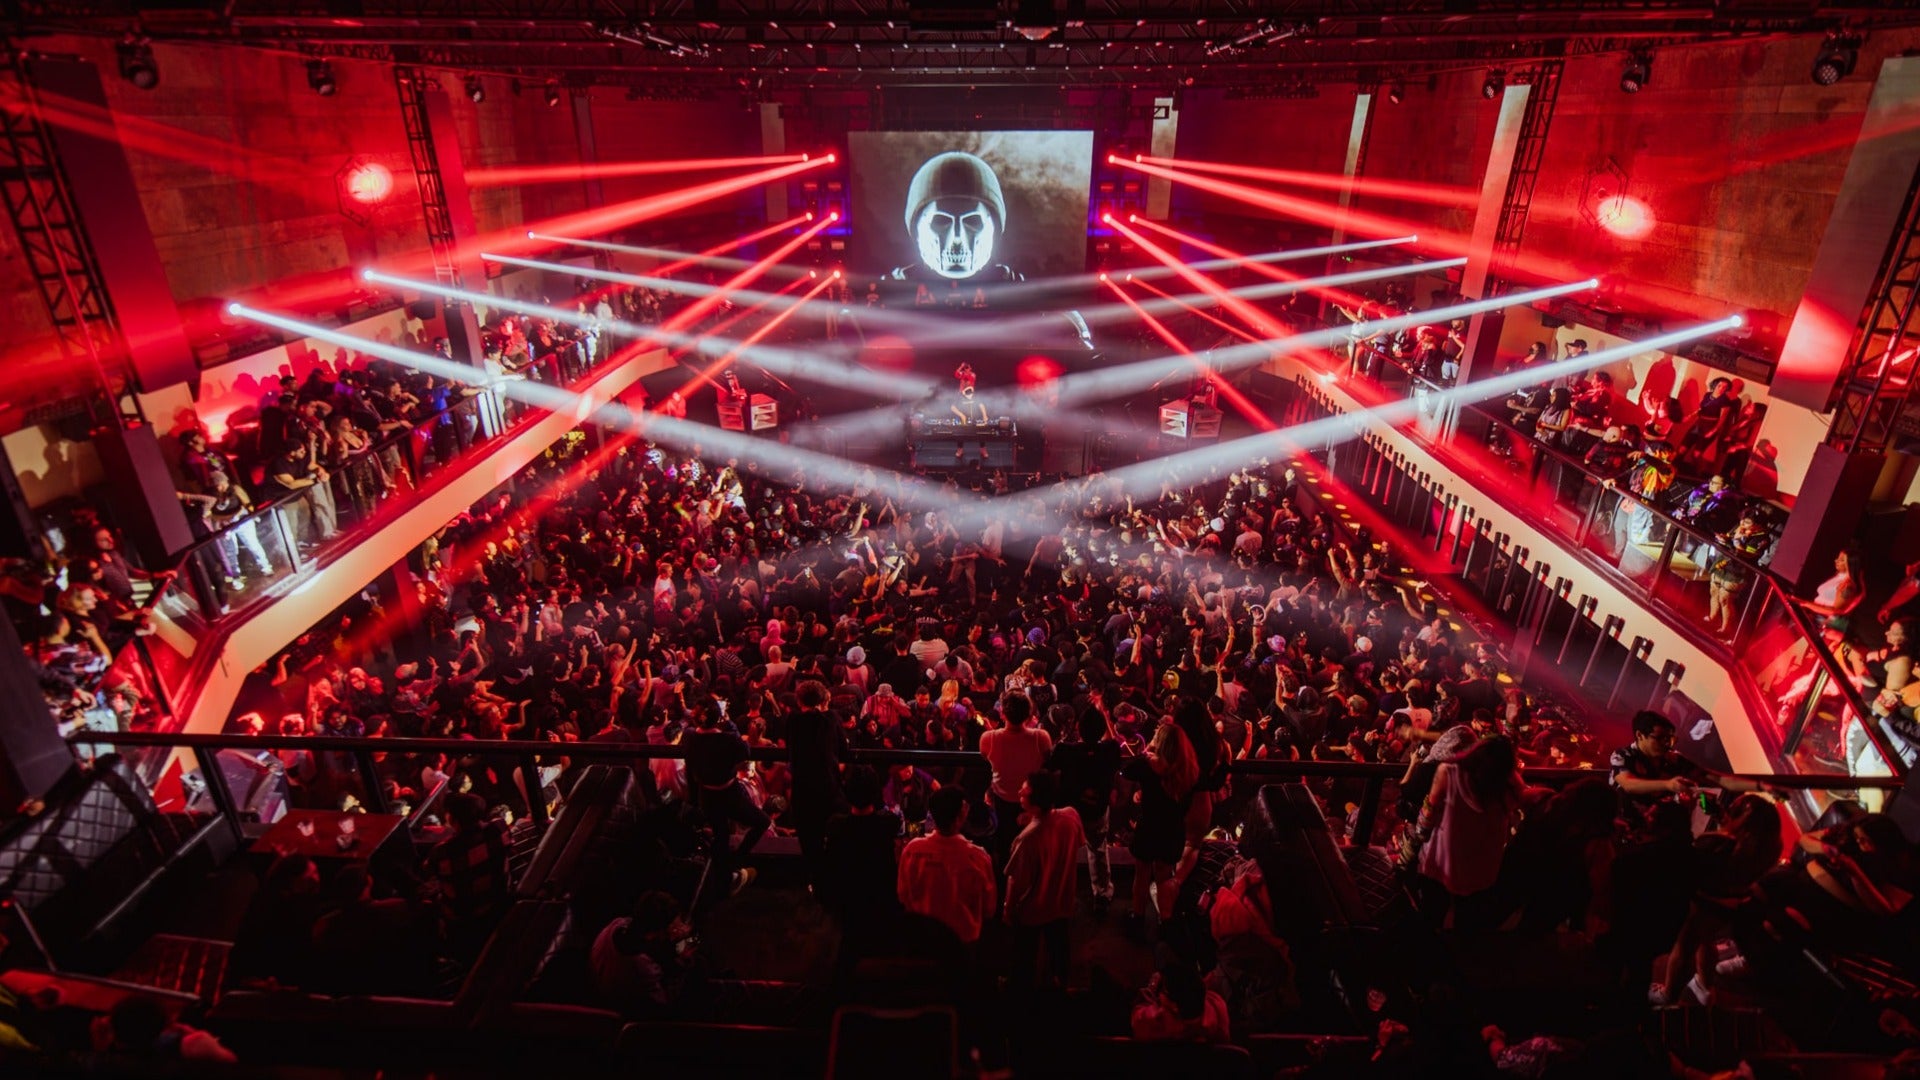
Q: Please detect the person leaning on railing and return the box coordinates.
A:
[1703,513,1771,639]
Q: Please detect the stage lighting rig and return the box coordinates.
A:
[595,22,710,60]
[1205,19,1273,57]
[544,81,562,107]
[465,75,485,103]
[1811,33,1861,86]
[1386,81,1405,105]
[1482,70,1506,100]
[1619,50,1652,93]
[117,35,158,90]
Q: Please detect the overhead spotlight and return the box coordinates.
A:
[306,59,336,96]
[117,37,158,90]
[1386,81,1404,105]
[1811,34,1860,86]
[544,81,563,107]
[1619,50,1652,93]
[1482,69,1505,100]
[465,75,485,103]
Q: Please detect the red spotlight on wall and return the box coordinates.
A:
[344,163,393,204]
[1595,195,1654,239]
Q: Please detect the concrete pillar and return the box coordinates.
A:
[760,103,788,222]
[420,88,486,365]
[1327,91,1374,250]
[570,93,610,269]
[1762,56,1920,498]
[1458,83,1533,303]
[1144,95,1180,220]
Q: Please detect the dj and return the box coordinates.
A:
[950,381,989,425]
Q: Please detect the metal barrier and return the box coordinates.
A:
[68,730,1898,855]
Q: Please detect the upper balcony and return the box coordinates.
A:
[114,336,671,782]
[1258,351,1911,822]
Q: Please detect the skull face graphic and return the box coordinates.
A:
[903,151,1007,281]
[916,198,996,278]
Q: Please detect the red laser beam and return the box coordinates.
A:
[468,153,810,188]
[650,214,838,403]
[1128,276,1263,344]
[1113,156,1590,290]
[1101,277,1274,432]
[1126,216,1372,313]
[667,273,813,362]
[1135,153,1478,208]
[1104,215,1287,341]
[650,212,816,278]
[234,156,834,319]
[690,273,837,386]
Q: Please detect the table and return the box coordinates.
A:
[253,810,406,862]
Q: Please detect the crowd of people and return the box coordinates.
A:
[9,275,1919,1073]
[160,401,1915,1071]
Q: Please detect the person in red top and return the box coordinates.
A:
[897,786,997,946]
[1003,770,1085,991]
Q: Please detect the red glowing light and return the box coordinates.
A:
[1595,195,1654,239]
[825,153,836,163]
[1016,355,1064,388]
[829,210,839,220]
[832,270,842,278]
[344,162,394,204]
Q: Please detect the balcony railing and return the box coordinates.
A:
[113,337,624,779]
[1283,362,1910,811]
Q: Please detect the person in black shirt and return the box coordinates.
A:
[785,679,846,890]
[1609,710,1766,838]
[1049,709,1122,912]
[681,702,767,896]
[823,767,903,930]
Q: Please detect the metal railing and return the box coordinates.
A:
[68,730,1900,857]
[120,337,615,776]
[1289,361,1910,798]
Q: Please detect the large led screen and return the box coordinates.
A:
[847,130,1093,283]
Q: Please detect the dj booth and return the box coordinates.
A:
[909,414,1018,470]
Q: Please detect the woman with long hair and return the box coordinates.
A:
[1125,720,1200,925]
[1415,734,1525,928]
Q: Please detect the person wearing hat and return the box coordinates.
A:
[840,645,872,697]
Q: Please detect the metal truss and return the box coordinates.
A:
[12,1,1918,90]
[394,65,462,289]
[0,52,127,413]
[1487,59,1562,296]
[1828,156,1920,453]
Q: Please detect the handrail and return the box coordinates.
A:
[68,729,1903,788]
[109,337,609,764]
[162,341,582,578]
[1321,361,1908,779]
